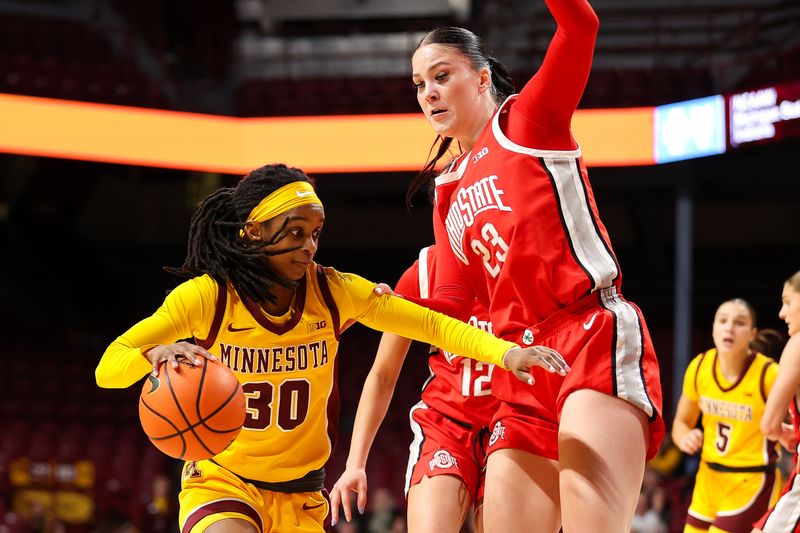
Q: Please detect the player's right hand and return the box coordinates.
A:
[676,428,704,455]
[329,467,367,526]
[503,345,570,384]
[144,341,217,376]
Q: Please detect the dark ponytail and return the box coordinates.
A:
[166,163,313,304]
[406,27,516,208]
[751,328,784,358]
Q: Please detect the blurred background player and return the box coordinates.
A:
[330,244,496,532]
[672,298,784,533]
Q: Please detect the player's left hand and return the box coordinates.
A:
[503,345,569,384]
[329,467,367,526]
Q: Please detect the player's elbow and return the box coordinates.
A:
[761,419,780,441]
[95,366,113,388]
[371,369,399,393]
[95,364,127,389]
[586,8,600,35]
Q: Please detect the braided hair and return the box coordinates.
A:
[167,163,312,304]
[406,27,516,208]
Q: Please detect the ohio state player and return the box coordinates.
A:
[330,245,499,533]
[403,0,664,531]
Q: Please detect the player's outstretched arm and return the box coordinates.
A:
[508,0,599,148]
[329,332,412,526]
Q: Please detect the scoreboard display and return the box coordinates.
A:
[728,81,800,149]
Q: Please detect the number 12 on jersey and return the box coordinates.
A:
[461,359,493,397]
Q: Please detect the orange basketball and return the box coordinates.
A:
[139,358,246,461]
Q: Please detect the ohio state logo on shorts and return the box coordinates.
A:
[489,421,506,446]
[429,449,459,470]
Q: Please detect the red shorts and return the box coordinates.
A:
[406,402,490,504]
[756,467,800,533]
[489,287,664,460]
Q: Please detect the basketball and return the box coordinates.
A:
[139,358,246,461]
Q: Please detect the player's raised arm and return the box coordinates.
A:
[507,0,599,148]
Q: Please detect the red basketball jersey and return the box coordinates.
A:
[397,246,498,428]
[791,397,800,458]
[433,96,620,342]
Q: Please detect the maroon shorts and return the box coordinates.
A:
[406,402,490,504]
[489,287,664,460]
[756,467,800,533]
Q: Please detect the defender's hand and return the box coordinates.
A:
[502,346,569,385]
[329,467,367,526]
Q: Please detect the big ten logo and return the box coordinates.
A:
[307,320,326,332]
[472,146,489,164]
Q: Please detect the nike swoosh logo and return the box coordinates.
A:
[296,190,314,197]
[583,312,600,331]
[302,502,325,510]
[227,324,255,332]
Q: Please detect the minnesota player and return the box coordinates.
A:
[401,0,664,530]
[672,299,782,532]
[330,245,497,532]
[95,164,568,533]
[755,272,800,533]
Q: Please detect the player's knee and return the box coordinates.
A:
[201,518,259,533]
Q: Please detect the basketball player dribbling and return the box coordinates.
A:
[95,163,568,533]
[755,271,800,533]
[330,244,497,532]
[672,299,783,532]
[396,0,664,530]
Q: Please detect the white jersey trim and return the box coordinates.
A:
[404,401,429,496]
[491,94,582,159]
[434,153,471,186]
[418,246,431,299]
[543,157,618,291]
[763,472,800,533]
[600,287,654,418]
